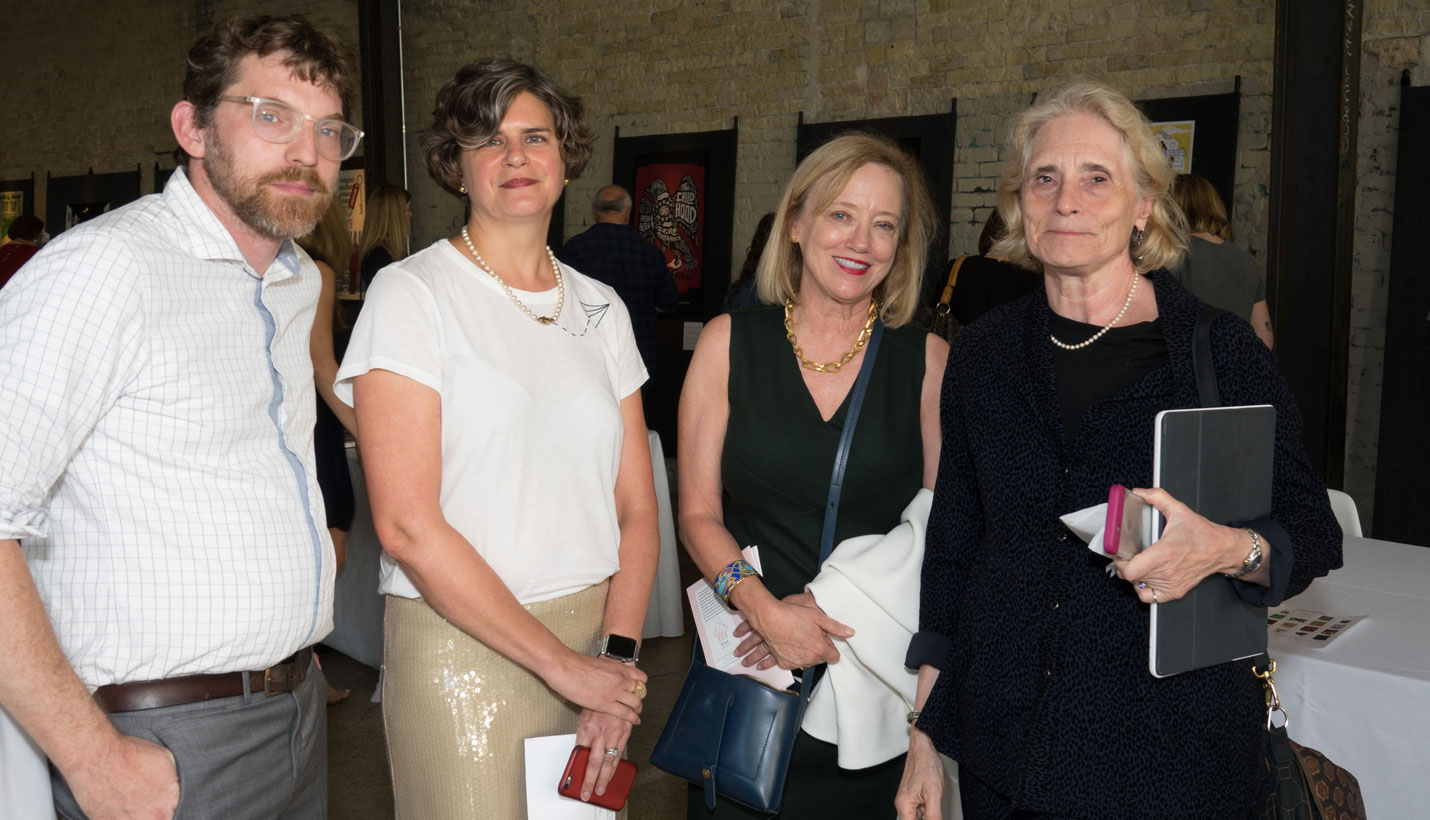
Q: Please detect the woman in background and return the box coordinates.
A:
[721,211,774,313]
[359,184,412,287]
[1169,173,1273,348]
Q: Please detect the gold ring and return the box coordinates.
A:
[633,680,647,699]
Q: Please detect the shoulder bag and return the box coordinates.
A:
[917,256,967,343]
[650,320,886,815]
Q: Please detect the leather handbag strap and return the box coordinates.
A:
[1192,305,1225,408]
[819,319,885,565]
[937,255,969,309]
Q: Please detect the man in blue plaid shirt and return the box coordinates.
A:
[561,185,679,379]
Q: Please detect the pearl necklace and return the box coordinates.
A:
[784,298,878,373]
[1048,272,1140,351]
[460,226,564,325]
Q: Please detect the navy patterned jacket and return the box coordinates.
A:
[911,271,1341,819]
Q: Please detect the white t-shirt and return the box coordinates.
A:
[335,239,647,604]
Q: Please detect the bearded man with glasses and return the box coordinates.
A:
[0,15,359,820]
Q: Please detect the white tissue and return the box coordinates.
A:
[1059,503,1119,563]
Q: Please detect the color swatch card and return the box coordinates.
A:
[1267,608,1364,647]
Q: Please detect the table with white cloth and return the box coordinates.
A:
[1,706,55,820]
[324,431,685,679]
[1268,535,1430,818]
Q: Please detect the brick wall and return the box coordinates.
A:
[0,0,361,217]
[1343,0,1430,526]
[401,0,1275,267]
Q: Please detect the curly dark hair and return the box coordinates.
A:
[420,58,596,197]
[176,15,355,166]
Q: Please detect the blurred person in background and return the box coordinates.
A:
[359,183,411,287]
[1169,173,1273,348]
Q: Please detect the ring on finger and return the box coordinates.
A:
[604,747,620,757]
[1150,588,1160,604]
[632,680,647,699]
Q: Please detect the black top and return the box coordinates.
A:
[360,246,394,288]
[722,306,926,598]
[559,222,677,373]
[946,255,1041,327]
[1048,313,1168,444]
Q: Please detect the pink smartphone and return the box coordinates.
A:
[1105,484,1154,558]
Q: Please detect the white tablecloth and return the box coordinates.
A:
[325,431,685,671]
[1,706,55,820]
[642,430,685,639]
[1269,535,1430,818]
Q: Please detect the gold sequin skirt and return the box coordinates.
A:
[382,581,607,820]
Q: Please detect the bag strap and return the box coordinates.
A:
[1192,305,1226,408]
[819,319,885,566]
[935,255,969,314]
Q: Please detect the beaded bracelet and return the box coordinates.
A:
[713,559,760,607]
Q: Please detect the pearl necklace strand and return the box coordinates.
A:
[1048,272,1140,351]
[460,226,564,325]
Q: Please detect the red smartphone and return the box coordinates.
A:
[1105,484,1154,558]
[558,745,637,812]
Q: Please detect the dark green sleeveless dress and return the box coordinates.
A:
[686,306,927,820]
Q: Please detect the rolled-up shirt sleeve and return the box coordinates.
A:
[0,234,145,539]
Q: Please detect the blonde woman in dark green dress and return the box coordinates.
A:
[678,133,949,819]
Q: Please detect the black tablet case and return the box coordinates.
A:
[1149,405,1275,678]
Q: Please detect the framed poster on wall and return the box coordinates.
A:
[46,168,142,236]
[1137,85,1241,219]
[612,125,737,320]
[634,162,706,295]
[1,175,36,240]
[611,125,737,448]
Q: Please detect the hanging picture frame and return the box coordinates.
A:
[612,125,737,320]
[1137,82,1242,219]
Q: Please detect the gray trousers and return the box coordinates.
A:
[52,655,328,820]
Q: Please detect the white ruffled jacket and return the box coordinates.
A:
[803,488,930,768]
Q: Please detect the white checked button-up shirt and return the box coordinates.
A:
[0,168,332,690]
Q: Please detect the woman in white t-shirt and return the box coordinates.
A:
[336,58,658,819]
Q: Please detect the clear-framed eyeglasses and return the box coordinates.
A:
[219,96,364,162]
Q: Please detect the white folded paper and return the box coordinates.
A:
[686,546,796,690]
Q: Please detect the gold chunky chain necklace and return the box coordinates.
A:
[460,226,565,325]
[1048,272,1139,350]
[784,297,878,373]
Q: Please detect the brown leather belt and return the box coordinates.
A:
[92,647,313,713]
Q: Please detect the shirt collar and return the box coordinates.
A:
[161,167,304,282]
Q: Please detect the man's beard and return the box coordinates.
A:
[203,127,331,240]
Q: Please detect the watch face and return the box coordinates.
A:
[602,634,639,662]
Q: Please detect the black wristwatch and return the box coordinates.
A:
[599,634,640,664]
